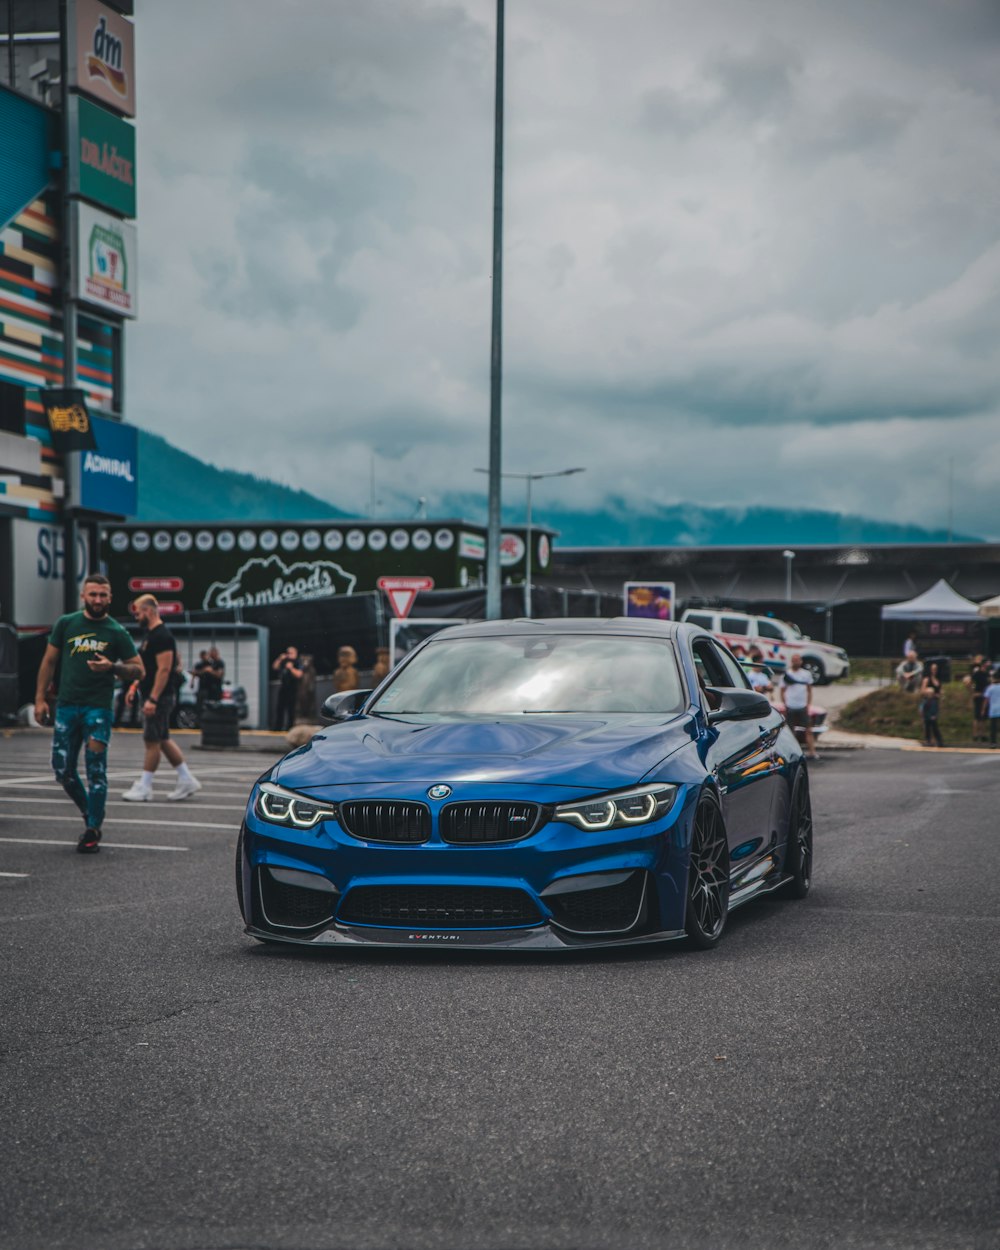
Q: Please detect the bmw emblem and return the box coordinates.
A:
[427,784,452,800]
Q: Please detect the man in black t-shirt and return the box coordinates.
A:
[272,645,304,731]
[121,595,201,802]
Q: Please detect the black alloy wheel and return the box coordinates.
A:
[781,769,813,899]
[176,706,199,729]
[685,793,730,949]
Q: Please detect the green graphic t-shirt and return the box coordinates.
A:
[48,612,139,710]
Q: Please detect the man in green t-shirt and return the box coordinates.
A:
[34,573,143,853]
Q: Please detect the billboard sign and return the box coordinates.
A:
[73,201,137,317]
[623,581,676,621]
[69,0,137,116]
[69,95,137,217]
[66,413,139,516]
[101,521,546,610]
[11,520,91,630]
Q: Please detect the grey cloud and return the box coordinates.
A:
[706,38,803,119]
[783,91,914,162]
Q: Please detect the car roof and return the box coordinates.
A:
[425,617,691,641]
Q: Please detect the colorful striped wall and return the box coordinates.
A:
[0,192,118,519]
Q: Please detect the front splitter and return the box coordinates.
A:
[244,922,686,951]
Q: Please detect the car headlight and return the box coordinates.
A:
[553,785,677,831]
[255,781,338,829]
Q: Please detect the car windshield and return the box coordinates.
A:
[369,634,686,715]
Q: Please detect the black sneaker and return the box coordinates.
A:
[77,827,102,854]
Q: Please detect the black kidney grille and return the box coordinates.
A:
[546,872,647,934]
[440,801,544,843]
[338,885,541,928]
[339,800,430,843]
[257,869,335,930]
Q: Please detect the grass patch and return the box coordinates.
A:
[837,682,988,746]
[844,656,898,684]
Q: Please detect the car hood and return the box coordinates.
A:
[271,712,694,795]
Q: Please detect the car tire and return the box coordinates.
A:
[801,656,825,684]
[781,769,813,899]
[176,707,199,729]
[685,791,730,949]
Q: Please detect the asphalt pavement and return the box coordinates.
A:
[1,726,998,1250]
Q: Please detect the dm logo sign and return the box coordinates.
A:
[202,556,357,610]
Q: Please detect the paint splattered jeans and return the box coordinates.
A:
[52,704,113,830]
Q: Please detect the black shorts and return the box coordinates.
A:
[784,706,811,729]
[142,696,174,743]
[973,695,987,718]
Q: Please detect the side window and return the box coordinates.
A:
[720,616,749,635]
[756,618,784,641]
[686,612,713,630]
[692,638,731,690]
[711,642,751,689]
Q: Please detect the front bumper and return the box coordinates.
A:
[238,783,696,950]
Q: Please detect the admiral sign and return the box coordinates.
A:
[69,0,137,117]
[73,202,138,318]
[66,413,139,517]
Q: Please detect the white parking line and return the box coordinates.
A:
[0,837,188,851]
[0,798,244,814]
[0,870,30,877]
[0,814,234,829]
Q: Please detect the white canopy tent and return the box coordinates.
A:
[880,578,982,622]
[977,594,1000,618]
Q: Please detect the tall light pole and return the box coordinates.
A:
[783,549,795,601]
[485,0,505,620]
[477,467,585,615]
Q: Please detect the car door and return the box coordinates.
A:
[692,636,779,862]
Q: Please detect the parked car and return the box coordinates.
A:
[113,670,249,729]
[236,617,812,952]
[681,608,849,684]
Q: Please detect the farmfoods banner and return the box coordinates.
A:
[101,521,555,616]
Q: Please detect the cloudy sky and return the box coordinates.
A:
[129,0,1000,538]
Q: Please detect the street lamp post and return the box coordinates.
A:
[476,467,585,615]
[783,549,795,601]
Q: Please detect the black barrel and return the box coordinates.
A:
[201,701,240,749]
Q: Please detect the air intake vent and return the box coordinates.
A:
[338,885,541,928]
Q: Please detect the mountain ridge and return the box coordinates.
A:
[136,430,981,547]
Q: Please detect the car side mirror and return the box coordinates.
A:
[707,688,772,724]
[321,689,372,722]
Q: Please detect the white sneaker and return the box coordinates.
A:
[167,776,202,801]
[122,782,153,802]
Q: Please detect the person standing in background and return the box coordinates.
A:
[272,646,304,731]
[781,653,817,760]
[333,645,359,693]
[983,669,1000,747]
[919,661,945,748]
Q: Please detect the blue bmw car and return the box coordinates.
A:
[237,618,812,951]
